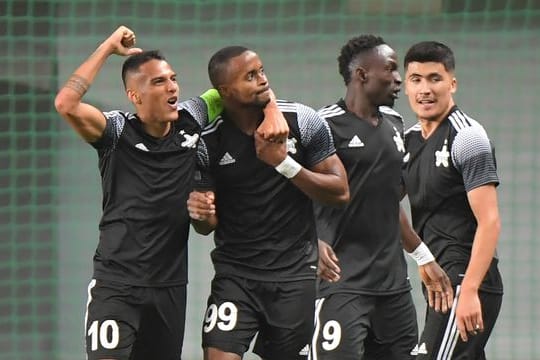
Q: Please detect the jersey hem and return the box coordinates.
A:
[214,271,316,283]
[317,284,412,297]
[92,274,187,287]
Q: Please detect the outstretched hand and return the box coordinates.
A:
[104,26,143,57]
[419,262,454,313]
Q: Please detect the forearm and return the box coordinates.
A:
[399,206,422,253]
[290,168,349,205]
[56,42,114,111]
[461,220,500,292]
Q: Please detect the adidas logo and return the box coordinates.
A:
[135,143,149,152]
[410,342,428,355]
[218,152,236,165]
[298,344,309,356]
[348,135,365,148]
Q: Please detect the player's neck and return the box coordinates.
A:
[139,117,172,138]
[419,119,441,139]
[224,106,263,136]
[418,102,455,139]
[344,92,379,126]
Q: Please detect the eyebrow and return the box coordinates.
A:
[408,72,441,78]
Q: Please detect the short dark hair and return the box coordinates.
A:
[208,46,250,88]
[404,41,455,72]
[338,35,386,85]
[121,50,166,88]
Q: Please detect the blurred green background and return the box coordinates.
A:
[1,0,538,359]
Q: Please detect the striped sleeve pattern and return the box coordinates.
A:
[448,109,499,192]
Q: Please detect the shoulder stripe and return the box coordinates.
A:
[202,117,223,136]
[405,123,421,135]
[276,100,297,113]
[448,109,474,132]
[379,106,402,119]
[317,104,345,119]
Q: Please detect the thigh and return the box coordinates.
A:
[202,276,260,356]
[253,279,317,360]
[416,286,503,360]
[310,293,373,360]
[364,292,418,360]
[132,285,187,360]
[85,279,141,360]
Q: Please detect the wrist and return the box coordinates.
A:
[408,242,435,266]
[275,155,301,179]
[97,41,116,57]
[460,281,479,293]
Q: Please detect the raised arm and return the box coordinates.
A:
[54,26,142,142]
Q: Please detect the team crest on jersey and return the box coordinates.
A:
[393,127,405,153]
[435,139,450,167]
[287,138,297,154]
[179,130,199,148]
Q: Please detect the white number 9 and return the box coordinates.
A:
[322,320,341,351]
[203,302,238,333]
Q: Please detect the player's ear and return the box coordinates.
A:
[450,76,457,94]
[126,88,141,104]
[217,84,229,98]
[356,66,368,83]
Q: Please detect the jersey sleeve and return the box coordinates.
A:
[178,96,211,129]
[194,137,215,190]
[451,126,499,192]
[90,110,127,151]
[296,103,336,167]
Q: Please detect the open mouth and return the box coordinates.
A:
[167,96,178,106]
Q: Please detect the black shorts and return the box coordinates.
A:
[201,275,316,360]
[311,292,418,360]
[85,279,187,360]
[413,285,502,359]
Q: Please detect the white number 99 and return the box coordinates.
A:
[203,302,238,333]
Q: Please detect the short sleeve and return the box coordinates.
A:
[194,137,215,190]
[295,103,336,167]
[451,126,499,192]
[178,96,210,129]
[90,110,127,151]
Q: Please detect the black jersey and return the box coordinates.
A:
[314,100,410,296]
[196,100,336,281]
[402,106,502,293]
[90,97,209,287]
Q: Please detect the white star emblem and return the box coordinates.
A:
[393,127,405,153]
[286,138,297,154]
[179,130,199,148]
[435,140,450,167]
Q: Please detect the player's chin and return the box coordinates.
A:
[256,92,271,106]
[162,110,179,122]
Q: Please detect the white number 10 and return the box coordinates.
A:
[88,320,120,351]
